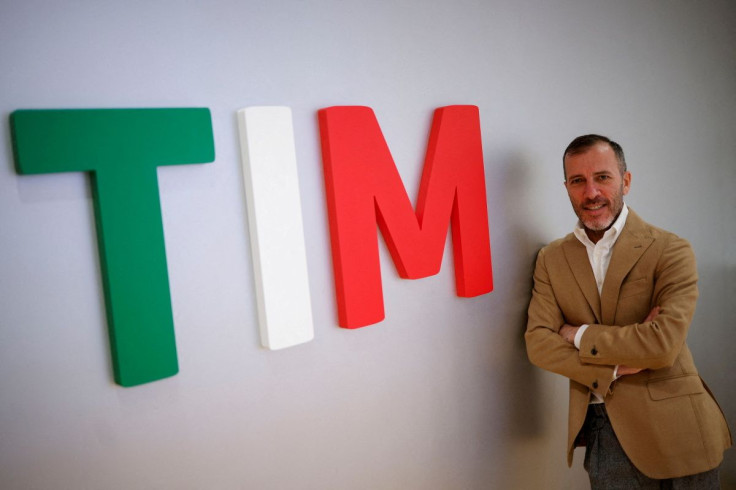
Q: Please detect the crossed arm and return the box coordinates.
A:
[559,306,660,377]
[525,234,697,395]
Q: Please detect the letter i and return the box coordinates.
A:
[237,107,314,349]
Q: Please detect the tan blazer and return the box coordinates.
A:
[525,209,731,479]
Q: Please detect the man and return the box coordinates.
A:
[525,134,731,488]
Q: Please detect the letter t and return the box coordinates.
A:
[10,108,215,387]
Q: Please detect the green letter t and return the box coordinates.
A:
[10,108,215,387]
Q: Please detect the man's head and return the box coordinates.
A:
[563,134,631,243]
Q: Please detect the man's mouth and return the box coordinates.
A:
[583,201,606,211]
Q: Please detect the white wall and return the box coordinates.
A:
[1,1,734,488]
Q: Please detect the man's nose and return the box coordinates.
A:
[583,181,600,199]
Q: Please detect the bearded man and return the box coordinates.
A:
[525,134,731,488]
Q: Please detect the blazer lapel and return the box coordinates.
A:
[600,210,654,325]
[562,237,602,324]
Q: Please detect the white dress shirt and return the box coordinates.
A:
[572,204,629,402]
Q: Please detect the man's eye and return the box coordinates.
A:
[597,175,610,181]
[569,178,583,185]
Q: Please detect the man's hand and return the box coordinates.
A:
[642,305,661,323]
[616,365,643,376]
[559,324,579,345]
[618,306,661,377]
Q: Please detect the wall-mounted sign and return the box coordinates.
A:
[9,105,493,387]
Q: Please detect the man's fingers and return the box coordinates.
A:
[643,306,661,323]
[618,365,643,376]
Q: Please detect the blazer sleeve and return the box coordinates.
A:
[525,246,616,397]
[578,234,698,369]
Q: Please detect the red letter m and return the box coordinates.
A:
[318,106,493,328]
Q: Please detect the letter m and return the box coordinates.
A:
[318,106,493,328]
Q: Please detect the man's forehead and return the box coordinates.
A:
[566,142,615,160]
[567,166,616,175]
[564,144,618,171]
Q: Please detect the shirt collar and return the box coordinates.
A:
[573,203,629,247]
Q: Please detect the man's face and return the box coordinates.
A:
[563,143,631,241]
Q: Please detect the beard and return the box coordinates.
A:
[573,188,625,233]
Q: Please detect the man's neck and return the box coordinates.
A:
[583,210,623,244]
[585,227,606,244]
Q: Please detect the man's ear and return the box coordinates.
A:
[622,171,632,195]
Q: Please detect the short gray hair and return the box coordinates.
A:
[563,134,626,179]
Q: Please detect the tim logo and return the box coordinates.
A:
[10,105,493,386]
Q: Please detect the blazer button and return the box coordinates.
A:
[593,381,599,389]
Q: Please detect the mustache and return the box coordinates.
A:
[583,198,608,207]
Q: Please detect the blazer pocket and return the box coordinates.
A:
[647,374,704,401]
[619,277,649,299]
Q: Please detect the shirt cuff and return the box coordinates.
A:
[573,324,589,350]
